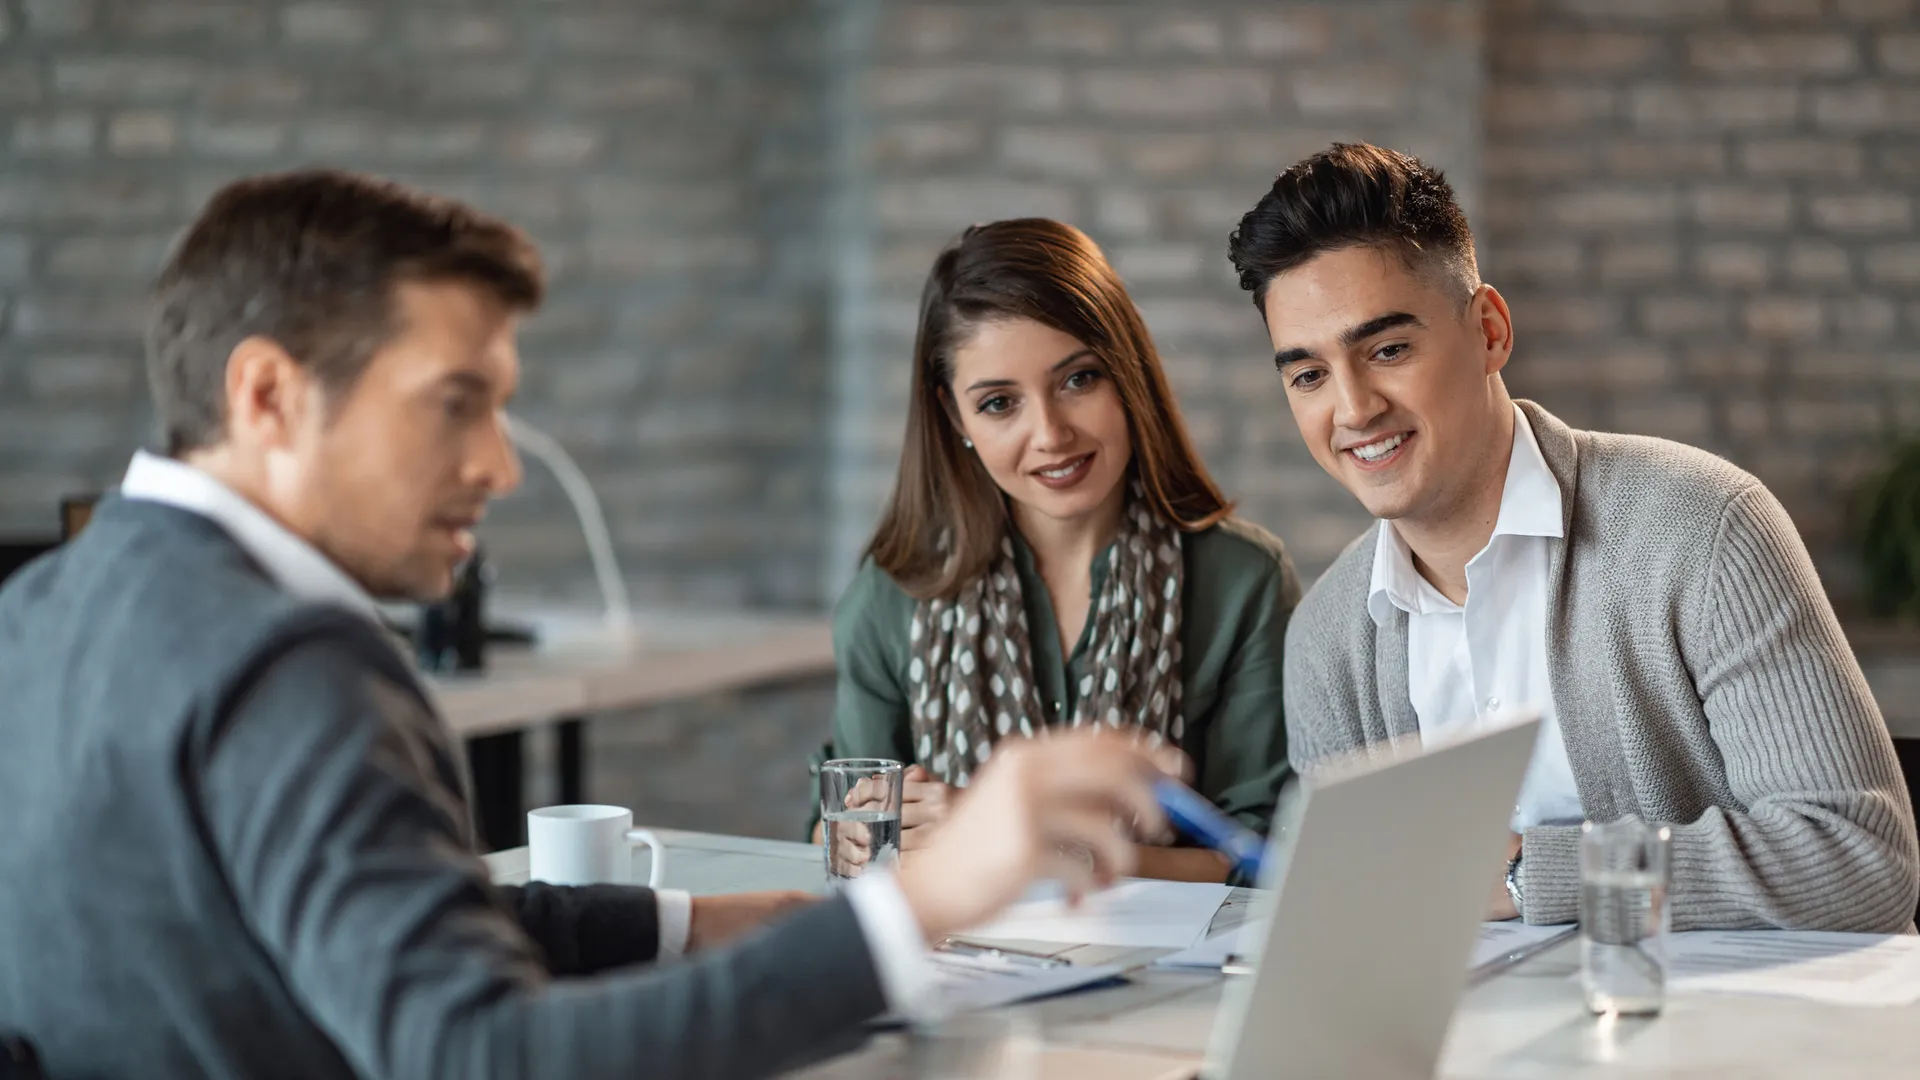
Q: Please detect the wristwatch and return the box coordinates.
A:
[1504,847,1525,915]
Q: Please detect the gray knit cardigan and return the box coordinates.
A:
[1283,401,1919,932]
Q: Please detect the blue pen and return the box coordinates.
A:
[1153,776,1266,880]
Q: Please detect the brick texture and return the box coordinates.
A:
[825,0,1483,594]
[1483,0,1920,598]
[2,0,1911,825]
[0,0,836,613]
[0,1,1475,605]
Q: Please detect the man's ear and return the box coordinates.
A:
[223,335,314,451]
[1468,283,1515,377]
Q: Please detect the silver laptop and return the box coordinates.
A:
[1190,709,1543,1080]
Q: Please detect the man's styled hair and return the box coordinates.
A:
[1227,142,1479,314]
[148,168,545,455]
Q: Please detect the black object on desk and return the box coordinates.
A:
[415,546,490,674]
[418,548,523,852]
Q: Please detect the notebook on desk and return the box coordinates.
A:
[1130,710,1543,1080]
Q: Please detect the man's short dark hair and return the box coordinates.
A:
[1227,142,1479,314]
[148,168,545,455]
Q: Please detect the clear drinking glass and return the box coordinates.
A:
[1579,816,1672,1016]
[819,758,904,886]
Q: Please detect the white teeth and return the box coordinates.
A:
[1350,434,1407,462]
[1038,457,1085,479]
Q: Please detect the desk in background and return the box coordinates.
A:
[436,608,833,850]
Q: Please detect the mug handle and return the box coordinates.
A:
[625,828,666,889]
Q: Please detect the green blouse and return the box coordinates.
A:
[824,518,1301,839]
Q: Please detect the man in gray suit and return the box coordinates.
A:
[0,170,1182,1079]
[1226,142,1917,933]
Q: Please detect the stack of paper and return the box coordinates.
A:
[1667,930,1920,1007]
[921,951,1124,1014]
[958,879,1233,950]
[1158,919,1578,972]
[1155,918,1269,969]
[1471,920,1577,969]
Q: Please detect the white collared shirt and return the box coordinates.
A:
[1366,407,1584,830]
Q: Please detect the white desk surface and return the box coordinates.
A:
[426,607,833,737]
[486,833,1920,1079]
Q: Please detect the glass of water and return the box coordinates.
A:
[820,758,904,886]
[1580,816,1672,1016]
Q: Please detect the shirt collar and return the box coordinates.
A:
[119,450,381,622]
[1491,403,1564,542]
[1366,404,1564,627]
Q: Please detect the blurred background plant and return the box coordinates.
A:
[1858,440,1920,624]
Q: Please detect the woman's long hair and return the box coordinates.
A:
[865,218,1232,599]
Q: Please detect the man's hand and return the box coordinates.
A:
[900,764,957,852]
[687,891,818,951]
[893,728,1189,942]
[1489,832,1523,921]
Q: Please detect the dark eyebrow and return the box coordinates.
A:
[438,371,492,394]
[1272,312,1424,370]
[964,349,1098,393]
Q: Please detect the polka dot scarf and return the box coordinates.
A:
[906,490,1185,786]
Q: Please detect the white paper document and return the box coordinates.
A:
[1471,920,1577,970]
[1155,918,1271,968]
[922,952,1125,1014]
[1666,930,1920,1007]
[959,879,1232,949]
[1157,919,1576,972]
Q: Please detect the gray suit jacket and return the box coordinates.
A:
[1283,401,1920,932]
[0,498,885,1079]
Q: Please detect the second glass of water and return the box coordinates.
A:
[1579,815,1672,1016]
[820,758,904,885]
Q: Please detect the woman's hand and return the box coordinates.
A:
[900,764,958,852]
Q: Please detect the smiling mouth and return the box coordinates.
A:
[1344,432,1412,469]
[1031,453,1095,489]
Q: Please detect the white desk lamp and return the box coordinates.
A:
[502,412,634,639]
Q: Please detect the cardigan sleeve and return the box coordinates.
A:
[1520,484,1920,931]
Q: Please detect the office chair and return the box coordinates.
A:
[1893,737,1920,926]
[0,1034,44,1080]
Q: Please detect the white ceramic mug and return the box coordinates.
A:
[526,805,666,888]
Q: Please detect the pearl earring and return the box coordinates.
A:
[963,438,973,449]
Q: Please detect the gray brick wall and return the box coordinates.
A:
[0,1,1481,611]
[1482,0,1920,599]
[823,0,1486,595]
[0,0,839,610]
[3,0,1911,834]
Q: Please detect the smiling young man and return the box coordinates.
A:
[0,170,1188,1079]
[1228,143,1918,933]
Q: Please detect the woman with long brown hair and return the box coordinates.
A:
[823,219,1300,883]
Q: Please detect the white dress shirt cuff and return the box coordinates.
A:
[655,889,693,957]
[844,871,945,1020]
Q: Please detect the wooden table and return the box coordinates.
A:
[486,833,1920,1079]
[433,607,834,849]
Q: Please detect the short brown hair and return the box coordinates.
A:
[147,168,544,455]
[1227,142,1478,313]
[867,218,1232,599]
